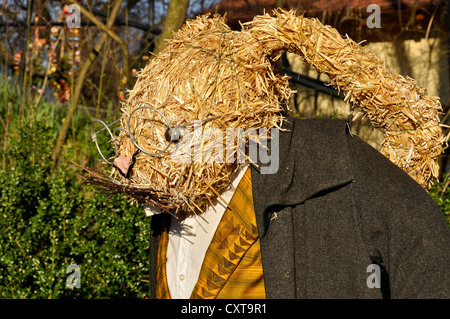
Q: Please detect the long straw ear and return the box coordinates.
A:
[245,9,446,189]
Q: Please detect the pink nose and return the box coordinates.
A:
[114,156,132,176]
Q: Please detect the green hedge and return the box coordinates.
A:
[0,78,151,298]
[0,117,151,298]
[429,175,450,226]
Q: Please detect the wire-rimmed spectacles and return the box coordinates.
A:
[90,105,221,177]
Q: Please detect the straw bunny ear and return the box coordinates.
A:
[245,9,446,189]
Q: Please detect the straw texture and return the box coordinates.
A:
[83,9,447,215]
[115,12,288,215]
[245,10,447,189]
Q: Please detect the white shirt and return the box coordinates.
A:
[144,165,248,298]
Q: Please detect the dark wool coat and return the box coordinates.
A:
[149,117,450,299]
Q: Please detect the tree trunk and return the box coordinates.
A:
[51,0,124,166]
[153,0,190,55]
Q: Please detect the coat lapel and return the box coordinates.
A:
[251,117,355,237]
[250,117,355,298]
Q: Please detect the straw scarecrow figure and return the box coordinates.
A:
[84,10,450,298]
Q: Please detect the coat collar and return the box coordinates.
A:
[250,117,355,237]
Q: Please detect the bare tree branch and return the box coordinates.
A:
[51,0,124,166]
[68,0,129,79]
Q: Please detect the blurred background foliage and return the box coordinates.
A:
[0,0,449,299]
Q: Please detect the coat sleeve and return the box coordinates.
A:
[347,134,450,298]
